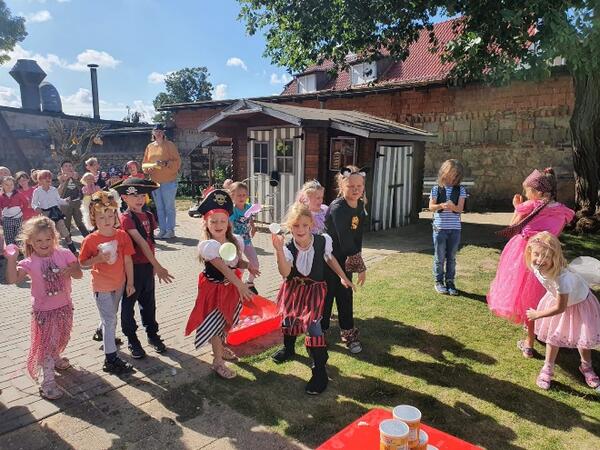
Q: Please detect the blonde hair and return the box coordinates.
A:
[297,180,325,204]
[18,216,60,257]
[81,172,95,185]
[2,175,15,188]
[15,171,30,188]
[85,157,98,167]
[525,231,567,281]
[437,159,464,186]
[335,165,368,205]
[198,216,240,263]
[85,191,119,230]
[228,181,248,194]
[37,170,53,181]
[283,202,314,231]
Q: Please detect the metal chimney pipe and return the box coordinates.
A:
[9,59,46,111]
[87,63,100,119]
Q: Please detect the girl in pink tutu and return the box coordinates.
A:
[4,216,82,400]
[487,168,574,357]
[297,180,328,234]
[525,232,600,390]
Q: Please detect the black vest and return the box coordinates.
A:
[434,185,460,205]
[123,209,155,250]
[286,234,326,282]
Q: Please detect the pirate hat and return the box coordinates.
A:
[196,189,233,217]
[113,177,159,195]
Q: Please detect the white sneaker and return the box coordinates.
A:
[164,230,175,239]
[154,229,166,239]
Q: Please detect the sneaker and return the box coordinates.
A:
[54,357,71,370]
[92,328,103,342]
[246,282,258,295]
[148,335,167,353]
[434,283,448,294]
[128,339,146,359]
[163,230,175,239]
[154,229,166,239]
[103,357,134,375]
[446,282,459,296]
[348,341,362,354]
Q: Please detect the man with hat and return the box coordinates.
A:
[114,177,175,358]
[142,124,181,240]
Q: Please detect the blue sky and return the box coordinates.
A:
[0,0,293,121]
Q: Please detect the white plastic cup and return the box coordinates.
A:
[379,419,409,450]
[393,405,422,447]
[219,242,237,262]
[268,222,281,234]
[97,240,118,265]
[415,429,429,450]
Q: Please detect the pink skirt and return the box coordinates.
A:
[27,304,73,381]
[487,234,546,324]
[535,291,600,349]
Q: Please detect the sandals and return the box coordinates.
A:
[40,383,63,400]
[517,340,534,358]
[536,365,554,390]
[54,357,71,370]
[579,364,600,389]
[210,347,238,361]
[212,362,237,379]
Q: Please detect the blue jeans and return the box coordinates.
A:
[152,180,178,233]
[432,228,461,284]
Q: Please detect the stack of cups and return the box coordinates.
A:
[379,419,409,450]
[392,405,425,449]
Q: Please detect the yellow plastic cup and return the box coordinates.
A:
[414,429,429,450]
[379,419,409,450]
[393,405,422,447]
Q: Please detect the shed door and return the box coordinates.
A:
[248,127,304,222]
[371,144,413,230]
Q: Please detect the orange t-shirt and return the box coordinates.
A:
[79,229,135,293]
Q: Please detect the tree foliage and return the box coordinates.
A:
[0,0,27,65]
[152,67,213,123]
[239,0,600,230]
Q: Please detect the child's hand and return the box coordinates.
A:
[513,194,524,207]
[248,265,261,277]
[271,233,284,251]
[60,262,79,278]
[96,251,110,264]
[341,277,356,291]
[125,283,136,297]
[235,281,254,302]
[155,265,175,284]
[357,271,367,287]
[526,308,538,321]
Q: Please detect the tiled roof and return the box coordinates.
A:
[281,19,458,95]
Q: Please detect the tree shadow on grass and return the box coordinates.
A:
[329,317,600,438]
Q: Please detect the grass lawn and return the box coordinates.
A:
[163,229,600,450]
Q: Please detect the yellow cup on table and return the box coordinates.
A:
[393,405,422,448]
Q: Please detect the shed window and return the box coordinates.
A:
[297,74,317,93]
[253,142,269,174]
[351,61,377,85]
[276,140,294,173]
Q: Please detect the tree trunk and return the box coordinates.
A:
[569,70,600,233]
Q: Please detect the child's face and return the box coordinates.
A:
[86,162,99,173]
[17,176,30,189]
[206,212,229,239]
[232,188,248,207]
[83,176,94,186]
[122,194,145,211]
[95,210,117,234]
[342,174,364,202]
[441,169,458,186]
[38,177,52,189]
[2,179,14,193]
[530,244,552,272]
[524,186,542,201]
[307,189,324,210]
[30,229,55,257]
[61,163,74,176]
[128,164,139,175]
[291,215,313,241]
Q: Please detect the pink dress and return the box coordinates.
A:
[19,187,37,221]
[487,200,575,324]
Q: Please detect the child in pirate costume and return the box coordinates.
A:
[271,202,354,395]
[114,178,175,359]
[184,189,257,379]
[322,166,368,354]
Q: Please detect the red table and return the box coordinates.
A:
[317,408,481,449]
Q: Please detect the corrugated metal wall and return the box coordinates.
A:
[371,144,413,230]
[247,127,304,222]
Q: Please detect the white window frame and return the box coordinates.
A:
[253,142,269,174]
[297,74,317,93]
[351,61,377,85]
[275,139,294,174]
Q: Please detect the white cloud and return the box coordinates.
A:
[65,49,120,71]
[147,72,166,84]
[214,84,228,100]
[2,44,66,72]
[23,10,52,23]
[0,85,21,108]
[226,57,247,71]
[61,87,93,115]
[60,88,156,122]
[270,73,293,85]
[57,0,71,3]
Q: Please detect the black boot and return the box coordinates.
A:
[305,347,329,395]
[272,335,297,363]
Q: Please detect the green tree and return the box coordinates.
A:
[0,0,27,65]
[153,67,213,124]
[239,1,600,231]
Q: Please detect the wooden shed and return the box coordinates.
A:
[199,99,436,230]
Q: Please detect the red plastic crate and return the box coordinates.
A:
[226,295,282,345]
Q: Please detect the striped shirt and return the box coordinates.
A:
[430,185,468,230]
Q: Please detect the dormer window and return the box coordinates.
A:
[297,74,317,93]
[351,61,377,85]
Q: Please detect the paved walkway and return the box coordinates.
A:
[0,211,507,449]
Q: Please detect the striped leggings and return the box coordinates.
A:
[2,215,22,246]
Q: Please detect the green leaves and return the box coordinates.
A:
[0,0,27,65]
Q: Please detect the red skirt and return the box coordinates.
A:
[276,277,326,331]
[184,271,242,337]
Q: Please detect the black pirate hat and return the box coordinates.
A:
[112,177,159,195]
[197,189,233,217]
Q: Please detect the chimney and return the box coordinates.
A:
[9,59,47,111]
[87,63,100,119]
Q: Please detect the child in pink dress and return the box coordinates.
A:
[525,232,600,391]
[4,216,82,400]
[487,168,574,357]
[297,180,328,234]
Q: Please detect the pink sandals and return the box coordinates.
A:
[536,365,554,390]
[54,357,71,371]
[579,365,600,389]
[517,340,534,358]
[212,362,236,380]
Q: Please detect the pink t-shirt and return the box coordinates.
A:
[17,247,77,312]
